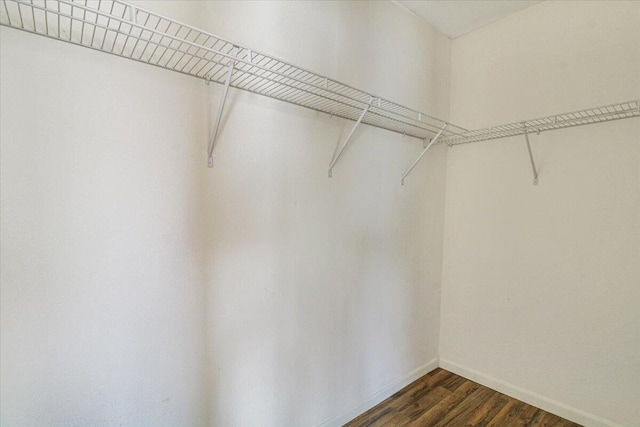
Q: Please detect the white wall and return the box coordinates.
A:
[0,2,210,426]
[8,1,636,426]
[197,1,450,426]
[441,2,640,427]
[1,1,452,426]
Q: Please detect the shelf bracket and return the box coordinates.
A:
[207,56,236,168]
[522,123,539,185]
[327,98,373,178]
[401,123,447,186]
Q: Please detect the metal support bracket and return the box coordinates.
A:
[327,98,373,178]
[207,52,237,168]
[401,123,447,185]
[522,123,539,185]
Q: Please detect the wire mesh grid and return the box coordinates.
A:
[442,100,640,146]
[0,0,469,140]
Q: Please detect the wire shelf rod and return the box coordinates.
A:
[1,0,468,141]
[3,1,636,156]
[442,100,639,146]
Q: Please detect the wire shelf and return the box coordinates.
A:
[442,100,640,146]
[0,0,469,140]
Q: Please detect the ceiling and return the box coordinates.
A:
[395,0,541,39]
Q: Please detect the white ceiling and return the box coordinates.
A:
[395,0,540,39]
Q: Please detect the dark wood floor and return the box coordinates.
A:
[344,368,582,427]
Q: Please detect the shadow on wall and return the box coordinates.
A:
[202,91,437,425]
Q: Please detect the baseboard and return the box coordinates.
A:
[315,358,439,427]
[439,359,623,427]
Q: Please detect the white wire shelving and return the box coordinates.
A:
[441,100,640,146]
[1,0,639,184]
[0,0,468,155]
[442,100,640,185]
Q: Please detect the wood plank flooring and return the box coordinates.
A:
[344,368,582,427]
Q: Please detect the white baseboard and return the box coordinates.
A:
[439,359,623,427]
[315,358,439,427]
